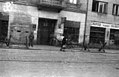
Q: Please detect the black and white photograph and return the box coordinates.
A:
[0,0,119,77]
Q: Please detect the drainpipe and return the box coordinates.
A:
[83,0,89,46]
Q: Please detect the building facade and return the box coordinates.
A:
[85,0,119,46]
[0,0,86,45]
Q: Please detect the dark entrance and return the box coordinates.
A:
[0,20,8,39]
[37,18,56,45]
[0,13,9,42]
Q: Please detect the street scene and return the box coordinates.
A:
[0,46,119,77]
[0,0,119,77]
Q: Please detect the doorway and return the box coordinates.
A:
[0,20,8,42]
[37,18,57,45]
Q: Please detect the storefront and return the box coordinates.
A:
[64,20,80,43]
[37,11,86,45]
[60,11,85,44]
[110,29,119,45]
[0,2,39,44]
[90,26,105,44]
[0,1,86,45]
[90,21,119,46]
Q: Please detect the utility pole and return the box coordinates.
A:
[83,0,89,48]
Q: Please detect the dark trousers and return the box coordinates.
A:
[29,40,33,47]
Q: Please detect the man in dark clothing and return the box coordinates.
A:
[60,36,67,51]
[29,32,34,47]
[98,41,107,52]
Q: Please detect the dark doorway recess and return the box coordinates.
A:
[0,20,8,42]
[37,18,57,45]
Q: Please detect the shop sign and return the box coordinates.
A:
[102,23,110,28]
[91,22,101,27]
[91,22,110,28]
[91,22,119,29]
[111,25,119,29]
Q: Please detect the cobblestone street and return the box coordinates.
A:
[0,45,119,77]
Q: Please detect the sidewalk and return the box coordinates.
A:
[30,45,119,54]
[0,44,119,54]
[0,44,119,64]
[0,44,60,50]
[29,45,60,51]
[0,47,119,77]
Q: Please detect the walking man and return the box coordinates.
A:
[29,32,34,47]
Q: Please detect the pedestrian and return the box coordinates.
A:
[60,35,67,51]
[98,41,107,52]
[29,32,34,47]
[5,35,11,47]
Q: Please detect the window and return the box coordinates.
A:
[69,0,77,4]
[110,29,119,45]
[64,20,80,43]
[90,27,105,44]
[92,0,108,14]
[64,27,79,43]
[112,4,119,16]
